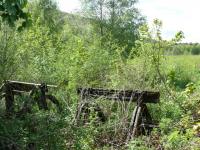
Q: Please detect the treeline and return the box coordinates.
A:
[166,43,200,55]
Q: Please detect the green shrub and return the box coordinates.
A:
[167,65,192,89]
[191,45,200,55]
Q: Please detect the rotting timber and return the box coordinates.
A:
[77,88,159,103]
[0,80,160,143]
[0,80,61,149]
[0,80,60,117]
[77,87,160,142]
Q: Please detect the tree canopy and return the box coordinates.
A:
[0,0,30,28]
[81,0,145,57]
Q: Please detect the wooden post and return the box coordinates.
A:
[132,107,142,137]
[39,83,48,110]
[5,82,14,116]
[126,106,137,143]
[126,92,146,142]
[140,104,153,135]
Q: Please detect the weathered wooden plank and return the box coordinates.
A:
[12,90,25,95]
[132,106,142,137]
[77,88,160,103]
[126,106,138,143]
[6,80,57,92]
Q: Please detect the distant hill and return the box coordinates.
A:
[60,12,93,35]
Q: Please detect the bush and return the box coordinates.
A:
[167,65,193,89]
[191,45,200,55]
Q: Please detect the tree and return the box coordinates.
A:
[0,23,20,82]
[191,44,200,55]
[29,0,64,32]
[81,0,145,57]
[0,0,30,28]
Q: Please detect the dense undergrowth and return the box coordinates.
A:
[0,0,200,149]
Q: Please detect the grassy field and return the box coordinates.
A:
[164,55,200,89]
[166,55,200,68]
[165,55,200,77]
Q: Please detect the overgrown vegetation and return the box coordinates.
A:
[0,0,199,149]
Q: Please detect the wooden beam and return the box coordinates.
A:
[12,90,25,95]
[6,80,57,92]
[77,88,160,103]
[126,106,137,143]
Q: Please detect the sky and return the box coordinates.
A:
[57,0,200,43]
